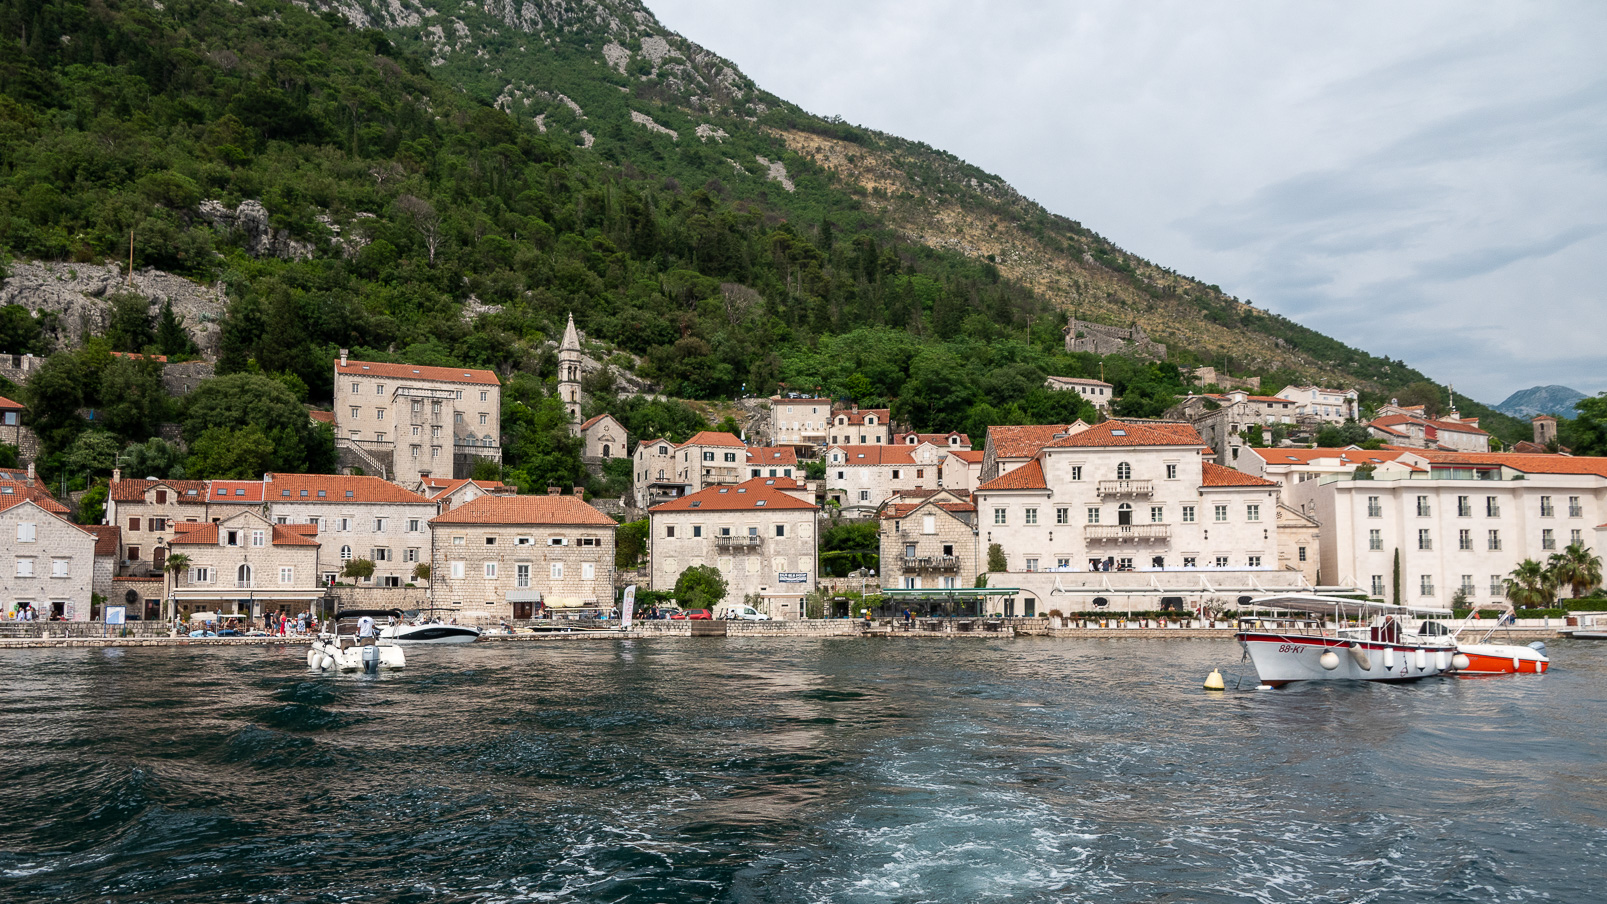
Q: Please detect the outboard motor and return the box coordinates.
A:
[362,643,381,675]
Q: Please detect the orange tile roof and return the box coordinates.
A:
[835,408,890,426]
[827,444,917,466]
[1201,462,1279,488]
[263,474,432,505]
[108,478,209,503]
[423,478,510,499]
[430,493,616,526]
[1409,451,1607,478]
[0,395,23,410]
[948,450,985,463]
[1245,448,1418,466]
[578,413,622,431]
[988,424,1087,459]
[0,481,69,513]
[880,499,977,519]
[110,351,169,363]
[746,446,799,466]
[308,410,336,424]
[976,459,1048,491]
[209,481,267,503]
[170,521,320,546]
[1045,420,1204,449]
[1371,414,1488,437]
[272,524,321,546]
[894,432,972,446]
[84,524,121,557]
[337,359,500,386]
[651,477,819,513]
[680,431,747,448]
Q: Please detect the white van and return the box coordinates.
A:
[716,603,771,621]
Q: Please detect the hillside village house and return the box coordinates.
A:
[895,432,971,449]
[649,477,819,617]
[105,475,211,575]
[1,497,96,621]
[422,477,516,514]
[1236,447,1426,490]
[332,352,502,485]
[829,406,892,445]
[1291,450,1607,607]
[579,414,628,462]
[1275,385,1359,425]
[1367,406,1490,453]
[746,446,799,479]
[1044,376,1115,412]
[941,449,986,493]
[1168,391,1300,466]
[825,443,948,517]
[630,431,751,510]
[978,423,1090,484]
[878,491,979,593]
[769,396,832,446]
[972,420,1304,615]
[429,493,617,621]
[166,512,324,622]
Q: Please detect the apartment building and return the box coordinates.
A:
[103,474,210,575]
[167,512,325,621]
[649,477,819,616]
[769,396,832,446]
[1044,376,1115,412]
[1275,385,1359,424]
[629,431,750,509]
[972,420,1300,613]
[1168,391,1300,466]
[252,474,436,587]
[978,423,1090,483]
[878,492,979,592]
[1292,451,1607,606]
[333,351,502,485]
[429,493,617,620]
[1,497,96,620]
[829,406,892,445]
[745,446,799,480]
[941,449,985,493]
[825,444,947,516]
[1237,447,1425,490]
[1367,411,1489,453]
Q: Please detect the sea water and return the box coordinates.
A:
[1,638,1602,902]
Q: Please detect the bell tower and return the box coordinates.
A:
[558,312,583,425]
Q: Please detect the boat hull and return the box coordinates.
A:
[308,640,406,671]
[1456,642,1548,675]
[381,625,482,645]
[1237,632,1457,687]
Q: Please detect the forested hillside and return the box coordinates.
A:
[0,0,1539,491]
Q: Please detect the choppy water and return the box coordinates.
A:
[1,638,1603,903]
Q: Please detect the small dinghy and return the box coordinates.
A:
[308,609,405,673]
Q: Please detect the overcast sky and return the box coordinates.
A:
[646,1,1606,406]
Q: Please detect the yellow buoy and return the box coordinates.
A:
[1203,668,1226,691]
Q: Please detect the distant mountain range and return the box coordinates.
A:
[1495,385,1587,419]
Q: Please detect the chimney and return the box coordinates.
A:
[26,462,35,487]
[547,486,561,495]
[339,349,348,367]
[112,468,121,484]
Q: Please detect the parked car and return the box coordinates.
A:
[716,604,771,621]
[671,609,712,621]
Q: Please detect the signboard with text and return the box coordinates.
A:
[778,573,809,583]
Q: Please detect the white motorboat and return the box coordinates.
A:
[308,609,406,673]
[1235,594,1465,687]
[1449,606,1550,675]
[380,619,482,645]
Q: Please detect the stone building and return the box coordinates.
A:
[829,406,892,446]
[104,473,211,575]
[1276,503,1321,586]
[558,313,584,427]
[633,437,685,509]
[1167,391,1299,466]
[423,477,516,514]
[428,492,617,621]
[824,443,948,517]
[166,512,324,622]
[894,432,971,448]
[745,446,799,480]
[648,477,819,617]
[332,351,502,485]
[249,474,436,588]
[1044,376,1115,412]
[0,497,97,621]
[1367,410,1490,453]
[83,525,122,612]
[107,352,215,395]
[1274,384,1359,425]
[1236,447,1425,490]
[978,423,1090,484]
[941,449,985,493]
[768,396,832,446]
[1063,317,1166,359]
[878,492,979,592]
[0,396,39,464]
[579,414,628,462]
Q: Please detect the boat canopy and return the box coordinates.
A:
[1247,594,1452,619]
[331,608,404,620]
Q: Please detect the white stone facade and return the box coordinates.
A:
[167,511,324,620]
[879,496,979,592]
[769,397,832,446]
[1275,385,1359,424]
[0,500,95,620]
[333,353,502,485]
[649,478,819,614]
[825,444,947,517]
[1044,376,1115,412]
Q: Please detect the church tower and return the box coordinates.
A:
[558,312,583,425]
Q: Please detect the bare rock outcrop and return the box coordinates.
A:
[198,200,315,261]
[0,261,224,353]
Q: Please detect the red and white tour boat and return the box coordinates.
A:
[1235,594,1466,688]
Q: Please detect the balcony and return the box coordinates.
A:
[902,555,960,572]
[1096,479,1154,497]
[1085,524,1170,542]
[714,535,763,550]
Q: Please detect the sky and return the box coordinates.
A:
[645,1,1607,406]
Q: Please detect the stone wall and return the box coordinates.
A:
[1063,318,1167,360]
[327,586,429,611]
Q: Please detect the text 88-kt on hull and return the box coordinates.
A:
[1235,595,1461,688]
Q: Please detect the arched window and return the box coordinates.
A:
[602,444,611,458]
[1117,503,1133,526]
[237,564,252,588]
[341,545,352,561]
[1116,462,1132,480]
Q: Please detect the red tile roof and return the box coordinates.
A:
[263,474,431,505]
[651,477,819,513]
[108,479,209,503]
[1245,448,1419,466]
[84,524,121,556]
[987,424,1088,459]
[0,481,69,513]
[895,432,972,446]
[827,444,917,466]
[169,521,320,546]
[308,410,336,424]
[111,351,169,363]
[430,493,616,526]
[948,450,985,463]
[835,408,890,426]
[976,459,1048,491]
[1371,414,1489,437]
[1045,420,1204,449]
[1409,451,1607,478]
[209,481,267,503]
[337,359,500,386]
[680,431,747,448]
[880,499,977,519]
[0,395,23,410]
[746,446,799,466]
[1201,462,1279,488]
[578,414,621,431]
[423,478,510,499]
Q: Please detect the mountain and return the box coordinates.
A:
[1496,385,1587,419]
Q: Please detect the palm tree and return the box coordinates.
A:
[162,552,192,623]
[1504,559,1556,609]
[1548,543,1603,599]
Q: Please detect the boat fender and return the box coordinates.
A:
[1319,650,1340,670]
[1415,647,1427,671]
[1383,646,1395,669]
[1203,669,1225,691]
[1347,643,1372,671]
[307,650,318,669]
[1435,649,1449,671]
[319,654,335,671]
[1451,653,1470,671]
[1528,641,1547,653]
[1513,655,1521,672]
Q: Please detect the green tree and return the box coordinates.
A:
[154,299,197,358]
[183,373,325,473]
[412,562,431,582]
[119,437,187,479]
[103,294,155,353]
[22,353,87,457]
[186,425,275,479]
[76,483,109,525]
[99,354,169,442]
[64,431,121,477]
[820,519,880,577]
[616,519,648,569]
[1392,548,1401,605]
[0,444,18,469]
[988,542,1007,573]
[673,564,728,610]
[342,558,377,581]
[0,305,49,356]
[1505,559,1557,608]
[1548,543,1603,599]
[1562,393,1607,456]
